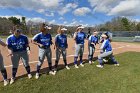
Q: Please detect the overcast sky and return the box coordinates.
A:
[0,0,140,26]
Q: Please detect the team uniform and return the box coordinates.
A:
[74,31,86,67]
[97,39,119,68]
[88,35,98,62]
[99,32,112,62]
[6,34,31,83]
[32,32,53,76]
[0,39,8,86]
[54,34,69,71]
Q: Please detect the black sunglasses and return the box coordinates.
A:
[16,29,22,32]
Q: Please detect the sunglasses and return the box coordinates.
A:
[16,29,22,32]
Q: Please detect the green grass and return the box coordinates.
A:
[1,52,140,93]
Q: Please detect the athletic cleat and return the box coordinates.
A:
[80,63,84,67]
[28,74,32,79]
[103,59,108,63]
[53,69,57,75]
[89,61,92,64]
[4,80,9,86]
[114,64,120,66]
[49,71,55,75]
[10,78,15,84]
[65,66,70,70]
[35,73,39,79]
[96,65,103,68]
[75,64,79,68]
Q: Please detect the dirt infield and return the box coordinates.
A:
[0,38,140,81]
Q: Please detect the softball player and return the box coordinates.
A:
[0,39,8,86]
[96,33,119,68]
[54,26,70,74]
[73,25,86,68]
[7,28,32,84]
[32,24,54,79]
[99,32,112,63]
[88,30,99,64]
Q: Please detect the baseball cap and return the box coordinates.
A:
[45,26,52,30]
[61,28,67,31]
[15,29,22,32]
[77,26,85,29]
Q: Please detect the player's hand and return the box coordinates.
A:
[27,50,31,55]
[7,53,13,57]
[39,44,44,47]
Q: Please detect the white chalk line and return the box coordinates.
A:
[4,45,130,68]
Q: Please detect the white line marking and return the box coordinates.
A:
[4,45,130,68]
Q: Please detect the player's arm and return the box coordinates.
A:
[88,36,95,46]
[6,38,13,57]
[54,35,58,49]
[32,34,43,47]
[66,36,68,49]
[0,39,7,47]
[98,40,107,51]
[73,32,77,41]
[32,40,42,46]
[25,37,31,54]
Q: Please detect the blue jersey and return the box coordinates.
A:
[88,35,98,46]
[74,32,86,44]
[100,39,112,52]
[55,34,68,48]
[6,34,29,52]
[32,32,52,48]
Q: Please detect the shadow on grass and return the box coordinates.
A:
[12,56,98,81]
[7,56,115,81]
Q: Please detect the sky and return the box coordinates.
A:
[0,0,140,26]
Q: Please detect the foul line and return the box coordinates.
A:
[4,45,130,68]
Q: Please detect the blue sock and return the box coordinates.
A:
[36,65,41,73]
[74,56,78,64]
[80,56,83,64]
[55,60,58,68]
[88,55,92,61]
[25,66,31,74]
[111,56,118,64]
[98,59,103,66]
[64,60,67,66]
[1,69,7,80]
[48,63,52,71]
[12,68,17,78]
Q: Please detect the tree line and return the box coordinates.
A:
[0,16,140,36]
[95,17,140,31]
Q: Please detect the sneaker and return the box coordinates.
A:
[103,59,108,63]
[65,66,70,70]
[96,65,103,68]
[35,73,39,79]
[114,64,120,66]
[53,69,57,75]
[89,61,92,64]
[80,63,84,67]
[75,64,79,68]
[4,80,8,86]
[10,78,15,84]
[49,71,55,75]
[28,74,32,79]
